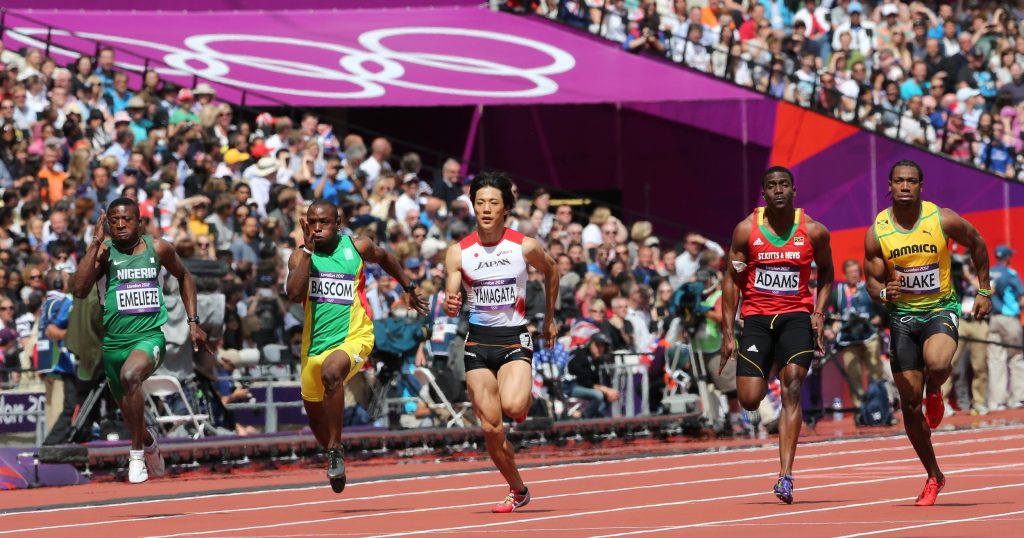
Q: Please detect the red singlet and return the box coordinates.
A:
[740,207,815,318]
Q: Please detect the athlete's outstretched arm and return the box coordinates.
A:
[443,244,464,317]
[523,237,559,348]
[863,228,890,304]
[353,236,428,315]
[808,220,835,353]
[941,208,992,319]
[720,218,751,374]
[157,239,207,352]
[72,209,110,298]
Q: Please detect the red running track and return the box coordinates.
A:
[2,425,1024,537]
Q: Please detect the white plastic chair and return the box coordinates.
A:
[413,367,470,428]
[143,375,211,439]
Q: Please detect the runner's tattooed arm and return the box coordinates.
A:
[940,208,992,319]
[523,236,559,348]
[719,216,752,374]
[353,236,428,315]
[443,243,464,317]
[807,217,834,353]
[156,238,208,353]
[72,209,111,298]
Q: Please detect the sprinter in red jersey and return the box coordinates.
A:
[719,166,835,504]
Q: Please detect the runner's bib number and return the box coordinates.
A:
[472,278,517,311]
[753,265,800,295]
[895,263,940,295]
[115,281,161,314]
[309,272,355,304]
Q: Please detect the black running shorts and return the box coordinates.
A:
[737,312,815,379]
[464,324,533,372]
[889,310,959,373]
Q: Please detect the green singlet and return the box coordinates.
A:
[101,235,168,399]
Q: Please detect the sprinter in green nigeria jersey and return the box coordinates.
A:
[73,198,208,484]
[286,199,426,494]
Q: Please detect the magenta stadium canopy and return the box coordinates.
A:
[4,6,1021,260]
[3,7,757,108]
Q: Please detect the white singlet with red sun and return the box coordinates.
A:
[459,228,528,327]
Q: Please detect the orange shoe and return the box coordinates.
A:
[924,391,944,429]
[914,476,945,506]
[491,486,530,513]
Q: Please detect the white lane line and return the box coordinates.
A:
[591,482,1024,537]
[834,509,1024,538]
[4,423,1018,520]
[8,432,1020,535]
[143,452,1023,538]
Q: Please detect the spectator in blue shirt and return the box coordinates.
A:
[988,245,1024,410]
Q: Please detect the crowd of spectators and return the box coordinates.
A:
[1,13,1019,439]
[540,0,1024,180]
[0,35,737,433]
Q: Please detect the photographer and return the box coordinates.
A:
[246,263,287,349]
[827,260,885,408]
[691,268,743,434]
[564,333,619,418]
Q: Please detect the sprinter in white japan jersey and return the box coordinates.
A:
[444,172,558,514]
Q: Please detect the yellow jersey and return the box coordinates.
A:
[873,201,960,316]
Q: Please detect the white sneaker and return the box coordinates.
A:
[944,403,955,417]
[128,450,148,483]
[971,405,989,416]
[144,430,165,477]
[992,403,1008,412]
[1009,401,1024,410]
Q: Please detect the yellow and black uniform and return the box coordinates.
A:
[874,201,960,372]
[299,236,374,402]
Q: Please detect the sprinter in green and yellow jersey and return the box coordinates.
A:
[286,199,426,494]
[864,160,992,507]
[72,198,208,484]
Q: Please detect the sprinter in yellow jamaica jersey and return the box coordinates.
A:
[864,160,992,507]
[286,199,427,494]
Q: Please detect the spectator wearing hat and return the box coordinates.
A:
[245,156,280,214]
[565,332,620,418]
[831,2,874,58]
[126,96,151,143]
[394,173,421,223]
[957,48,997,100]
[170,89,200,126]
[988,245,1024,410]
[192,83,217,107]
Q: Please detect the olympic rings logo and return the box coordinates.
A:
[6,26,577,100]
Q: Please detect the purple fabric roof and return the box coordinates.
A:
[3,7,762,107]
